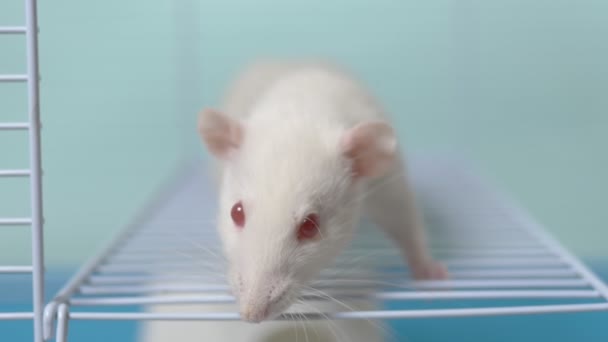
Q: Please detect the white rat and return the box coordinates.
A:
[138,60,446,342]
[198,60,447,322]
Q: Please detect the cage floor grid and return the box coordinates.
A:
[43,155,608,340]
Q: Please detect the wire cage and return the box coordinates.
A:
[40,155,608,342]
[0,1,45,342]
[2,1,608,341]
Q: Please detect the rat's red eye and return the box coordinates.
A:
[231,201,245,228]
[297,214,320,241]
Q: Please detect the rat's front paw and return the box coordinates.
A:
[411,260,448,280]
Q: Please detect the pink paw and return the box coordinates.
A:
[411,260,448,280]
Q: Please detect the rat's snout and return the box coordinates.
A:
[237,280,291,323]
[240,303,270,323]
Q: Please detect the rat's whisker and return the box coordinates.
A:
[303,286,393,339]
[159,231,226,261]
[303,286,356,313]
[296,311,310,342]
[299,300,344,342]
[316,278,413,290]
[321,250,387,281]
[183,242,225,261]
[298,300,322,341]
[294,311,300,342]
[191,243,224,260]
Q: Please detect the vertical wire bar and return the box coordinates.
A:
[25,0,45,341]
[55,304,70,342]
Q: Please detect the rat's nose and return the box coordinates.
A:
[240,303,270,323]
[238,283,288,323]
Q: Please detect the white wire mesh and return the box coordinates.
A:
[43,153,608,342]
[0,1,45,342]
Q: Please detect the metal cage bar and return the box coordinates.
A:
[63,302,608,321]
[0,26,27,34]
[0,1,45,342]
[42,155,608,342]
[25,1,46,341]
[0,122,30,130]
[0,74,28,82]
[0,218,33,225]
[0,169,31,177]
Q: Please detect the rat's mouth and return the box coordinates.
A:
[240,302,275,323]
[239,287,294,323]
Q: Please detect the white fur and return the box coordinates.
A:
[139,300,383,342]
[217,62,409,320]
[139,60,445,341]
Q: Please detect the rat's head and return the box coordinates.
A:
[197,108,397,323]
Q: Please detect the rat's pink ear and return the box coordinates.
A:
[197,108,244,159]
[340,120,397,178]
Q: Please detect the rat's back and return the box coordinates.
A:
[203,60,393,193]
[142,59,444,342]
[220,60,387,126]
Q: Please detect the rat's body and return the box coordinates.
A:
[198,60,446,323]
[138,60,445,342]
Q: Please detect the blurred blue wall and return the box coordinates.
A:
[0,0,606,266]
